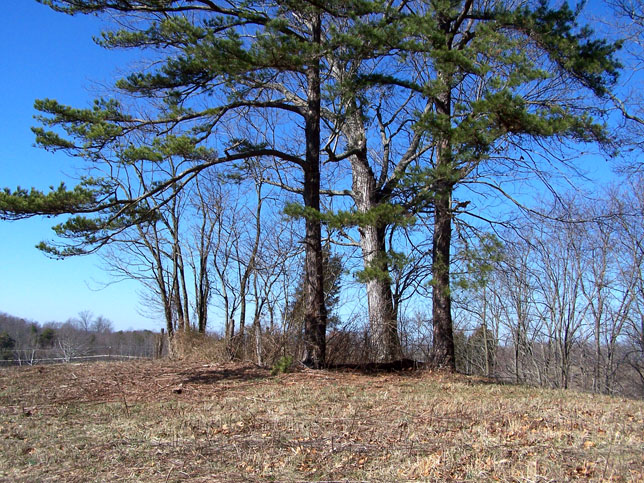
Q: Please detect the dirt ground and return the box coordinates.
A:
[1,360,643,481]
[0,360,272,407]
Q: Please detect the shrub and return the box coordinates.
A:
[170,330,229,362]
[271,355,294,375]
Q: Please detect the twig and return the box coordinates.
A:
[114,378,130,417]
[602,435,615,480]
[164,464,175,483]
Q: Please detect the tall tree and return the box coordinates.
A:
[0,1,622,371]
[368,0,620,369]
[0,0,333,367]
[287,0,619,368]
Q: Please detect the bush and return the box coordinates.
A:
[170,330,229,362]
[271,355,294,375]
[0,331,15,360]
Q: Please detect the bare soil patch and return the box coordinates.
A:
[1,360,642,481]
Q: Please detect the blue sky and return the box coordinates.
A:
[0,2,160,331]
[0,1,633,333]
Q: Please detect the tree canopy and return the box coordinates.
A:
[0,0,623,370]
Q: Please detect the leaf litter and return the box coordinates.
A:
[0,360,642,481]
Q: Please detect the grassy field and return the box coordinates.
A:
[0,360,642,482]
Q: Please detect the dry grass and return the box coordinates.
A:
[0,360,642,482]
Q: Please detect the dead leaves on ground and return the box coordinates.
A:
[0,360,642,481]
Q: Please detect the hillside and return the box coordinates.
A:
[0,360,642,481]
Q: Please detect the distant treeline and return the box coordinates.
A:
[0,311,159,365]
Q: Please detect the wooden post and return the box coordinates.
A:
[155,329,165,359]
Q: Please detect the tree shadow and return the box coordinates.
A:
[326,358,425,375]
[179,364,271,385]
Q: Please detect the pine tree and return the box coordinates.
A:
[0,0,337,367]
[0,1,621,371]
[330,0,620,370]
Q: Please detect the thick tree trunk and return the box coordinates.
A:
[360,224,402,362]
[301,12,327,369]
[347,113,402,362]
[429,64,456,371]
[430,183,456,370]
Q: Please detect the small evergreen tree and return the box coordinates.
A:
[37,328,56,348]
[0,332,15,361]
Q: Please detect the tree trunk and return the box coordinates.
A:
[238,276,247,340]
[430,71,456,371]
[595,312,602,392]
[301,12,327,369]
[360,224,402,362]
[431,184,455,370]
[254,300,264,367]
[347,112,402,362]
[482,291,490,377]
[196,260,209,333]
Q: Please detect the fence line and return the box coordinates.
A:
[0,353,151,366]
[8,346,144,354]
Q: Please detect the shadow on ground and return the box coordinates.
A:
[179,364,271,386]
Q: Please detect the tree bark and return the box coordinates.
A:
[301,12,327,368]
[346,110,402,362]
[430,180,456,370]
[430,71,456,370]
[360,222,402,362]
[254,287,265,366]
[196,253,209,333]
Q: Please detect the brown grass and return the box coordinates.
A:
[0,360,642,481]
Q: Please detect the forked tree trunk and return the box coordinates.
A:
[347,115,402,362]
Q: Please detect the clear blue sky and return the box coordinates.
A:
[0,1,160,331]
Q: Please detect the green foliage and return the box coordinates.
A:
[498,1,621,96]
[287,247,344,328]
[0,183,101,221]
[271,355,294,375]
[354,250,408,284]
[0,331,15,360]
[5,0,334,257]
[1,1,625,374]
[404,3,618,173]
[37,328,56,348]
[4,1,619,258]
[284,202,415,230]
